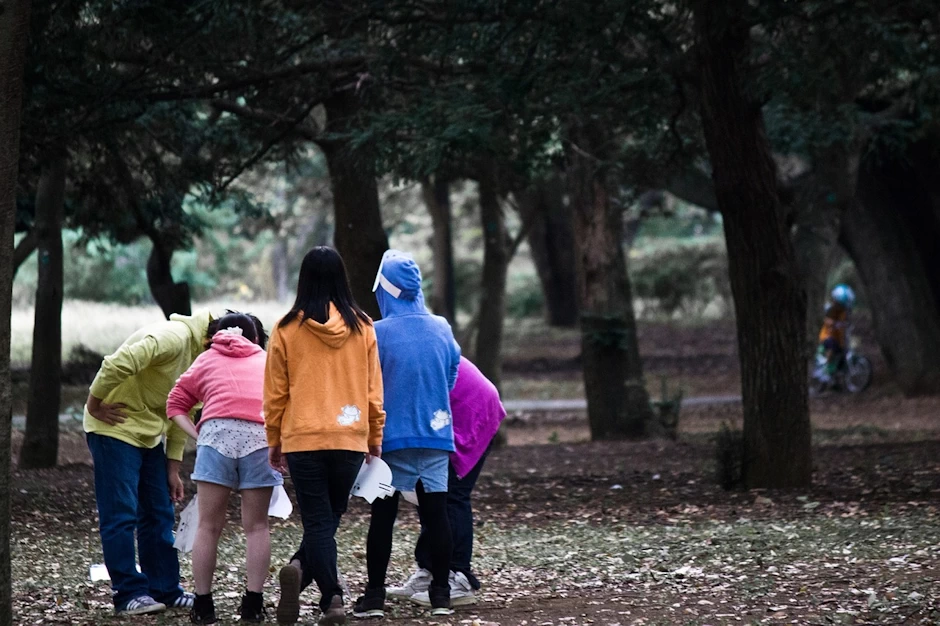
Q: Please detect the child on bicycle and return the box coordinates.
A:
[817,283,856,383]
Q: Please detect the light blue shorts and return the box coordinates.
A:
[384,448,450,493]
[191,446,284,491]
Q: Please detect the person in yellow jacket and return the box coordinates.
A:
[84,309,213,616]
[264,247,385,626]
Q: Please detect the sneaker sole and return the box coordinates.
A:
[277,566,302,624]
[411,594,477,607]
[352,609,384,619]
[117,602,167,616]
[430,607,455,616]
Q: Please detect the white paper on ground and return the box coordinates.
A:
[268,484,292,519]
[349,457,395,503]
[400,490,419,506]
[89,563,141,582]
[174,494,199,553]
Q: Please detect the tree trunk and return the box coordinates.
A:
[322,95,388,320]
[474,163,510,392]
[519,173,580,327]
[422,176,457,324]
[791,146,863,356]
[694,0,811,488]
[12,227,37,276]
[272,236,290,302]
[841,152,940,394]
[20,156,66,469]
[146,235,191,319]
[0,2,32,624]
[566,120,654,440]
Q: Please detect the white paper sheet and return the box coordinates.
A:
[174,495,200,553]
[268,484,292,519]
[349,458,395,503]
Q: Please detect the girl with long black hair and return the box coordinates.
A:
[264,247,386,626]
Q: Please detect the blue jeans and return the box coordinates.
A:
[287,450,363,611]
[87,433,184,610]
[414,449,488,589]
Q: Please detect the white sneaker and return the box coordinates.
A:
[411,571,477,607]
[116,595,167,616]
[387,567,431,600]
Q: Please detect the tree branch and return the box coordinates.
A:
[13,229,38,273]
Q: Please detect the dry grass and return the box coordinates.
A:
[10,300,291,366]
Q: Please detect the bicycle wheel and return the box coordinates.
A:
[844,355,873,393]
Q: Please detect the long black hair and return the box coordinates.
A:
[279,246,371,333]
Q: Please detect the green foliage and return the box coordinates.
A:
[629,240,731,319]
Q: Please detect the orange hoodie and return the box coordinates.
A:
[263,306,385,454]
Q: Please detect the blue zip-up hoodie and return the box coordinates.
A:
[373,250,460,453]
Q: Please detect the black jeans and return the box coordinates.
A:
[286,450,363,611]
[414,450,488,589]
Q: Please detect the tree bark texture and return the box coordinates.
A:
[0,1,32,623]
[474,163,510,392]
[694,0,811,488]
[567,120,654,440]
[422,176,457,324]
[20,156,66,470]
[791,145,863,356]
[322,93,389,321]
[12,227,36,276]
[146,236,191,318]
[518,173,580,327]
[841,150,940,394]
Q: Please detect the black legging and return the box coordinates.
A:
[367,480,452,590]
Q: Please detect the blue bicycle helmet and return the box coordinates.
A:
[831,284,856,309]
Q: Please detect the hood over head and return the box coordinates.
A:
[299,304,352,348]
[210,329,263,358]
[170,309,213,359]
[372,249,428,318]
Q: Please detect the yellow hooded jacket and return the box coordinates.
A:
[83,310,212,461]
[264,305,385,454]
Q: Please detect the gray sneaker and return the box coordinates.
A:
[117,595,167,616]
[319,594,347,625]
[411,571,477,607]
[387,567,431,600]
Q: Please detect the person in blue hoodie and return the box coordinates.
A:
[353,250,461,619]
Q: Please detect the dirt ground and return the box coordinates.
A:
[9,318,940,625]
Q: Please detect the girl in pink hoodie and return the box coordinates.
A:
[166,312,281,624]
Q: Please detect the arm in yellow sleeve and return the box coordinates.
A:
[88,335,161,400]
[263,327,289,448]
[366,328,386,448]
[165,419,188,462]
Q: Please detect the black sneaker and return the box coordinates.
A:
[352,587,385,619]
[428,585,453,616]
[190,593,217,624]
[239,591,265,623]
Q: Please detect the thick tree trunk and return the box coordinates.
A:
[792,146,863,356]
[567,120,654,440]
[474,164,510,392]
[422,176,457,324]
[146,236,191,318]
[841,153,940,394]
[0,2,32,623]
[519,173,580,327]
[322,95,388,320]
[20,156,66,470]
[694,0,811,488]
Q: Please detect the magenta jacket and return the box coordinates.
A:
[450,357,506,478]
[166,331,266,431]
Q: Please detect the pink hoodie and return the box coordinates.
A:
[166,331,266,430]
[450,357,506,478]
